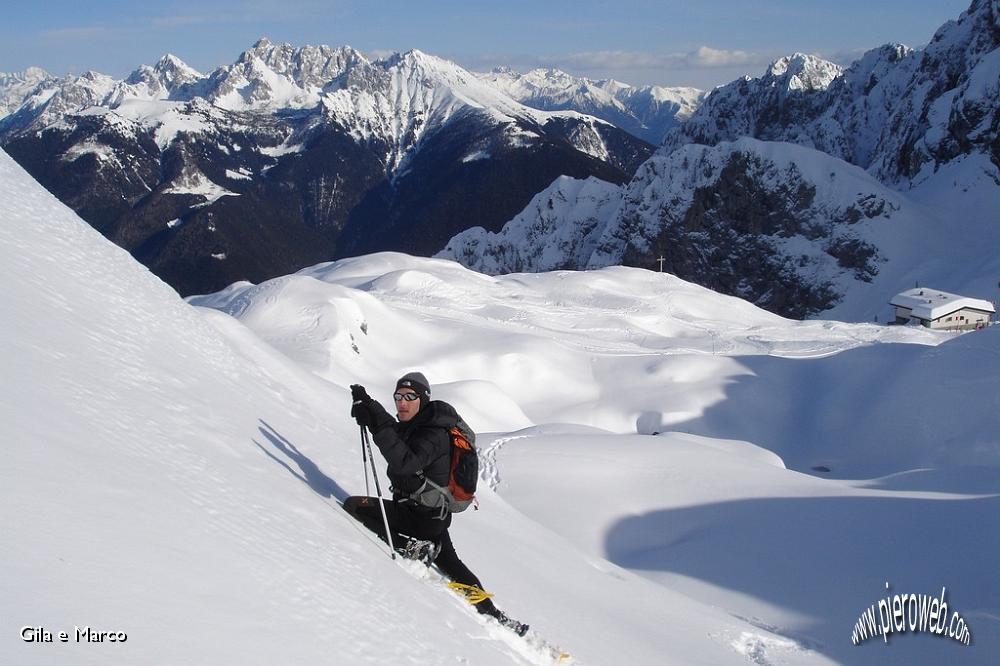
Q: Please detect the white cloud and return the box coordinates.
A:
[466,46,773,75]
[366,49,396,61]
[560,50,679,69]
[556,46,770,72]
[822,47,874,67]
[688,46,760,68]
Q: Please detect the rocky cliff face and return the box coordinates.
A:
[440,138,912,318]
[661,54,844,154]
[871,0,1000,185]
[439,175,624,274]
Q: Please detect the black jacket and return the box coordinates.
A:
[372,400,459,499]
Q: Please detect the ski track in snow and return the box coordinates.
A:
[728,630,813,666]
[479,434,531,492]
[400,560,577,665]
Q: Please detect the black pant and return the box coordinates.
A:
[343,495,500,616]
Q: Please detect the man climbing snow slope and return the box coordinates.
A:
[345,372,528,636]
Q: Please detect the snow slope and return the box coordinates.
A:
[1,152,827,665]
[5,147,998,665]
[0,149,583,665]
[190,254,999,664]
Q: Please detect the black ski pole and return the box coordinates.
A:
[360,425,396,560]
[362,427,371,497]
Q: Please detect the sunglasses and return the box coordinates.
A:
[393,392,420,402]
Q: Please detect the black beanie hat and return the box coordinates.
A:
[395,372,431,401]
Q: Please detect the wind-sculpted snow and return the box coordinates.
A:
[192,249,955,438]
[193,248,1000,664]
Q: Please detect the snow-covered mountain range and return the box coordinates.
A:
[0,40,652,295]
[478,66,705,145]
[441,0,1000,320]
[2,1,998,321]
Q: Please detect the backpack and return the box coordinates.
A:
[410,419,478,516]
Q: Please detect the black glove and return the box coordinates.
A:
[350,384,394,433]
[350,384,369,405]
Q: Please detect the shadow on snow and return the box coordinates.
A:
[253,419,349,502]
[603,492,1000,664]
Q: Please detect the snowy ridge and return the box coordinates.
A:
[766,53,843,91]
[438,175,624,274]
[200,39,364,111]
[319,49,551,171]
[0,41,656,299]
[318,49,624,171]
[870,0,1000,185]
[585,138,908,268]
[1,69,119,133]
[107,54,204,106]
[660,53,846,156]
[480,66,705,144]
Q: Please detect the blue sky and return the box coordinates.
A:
[0,0,974,89]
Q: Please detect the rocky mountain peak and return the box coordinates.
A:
[120,54,202,100]
[379,48,466,80]
[196,40,369,110]
[0,68,53,119]
[1,67,49,84]
[154,54,202,79]
[239,39,362,77]
[766,53,843,91]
